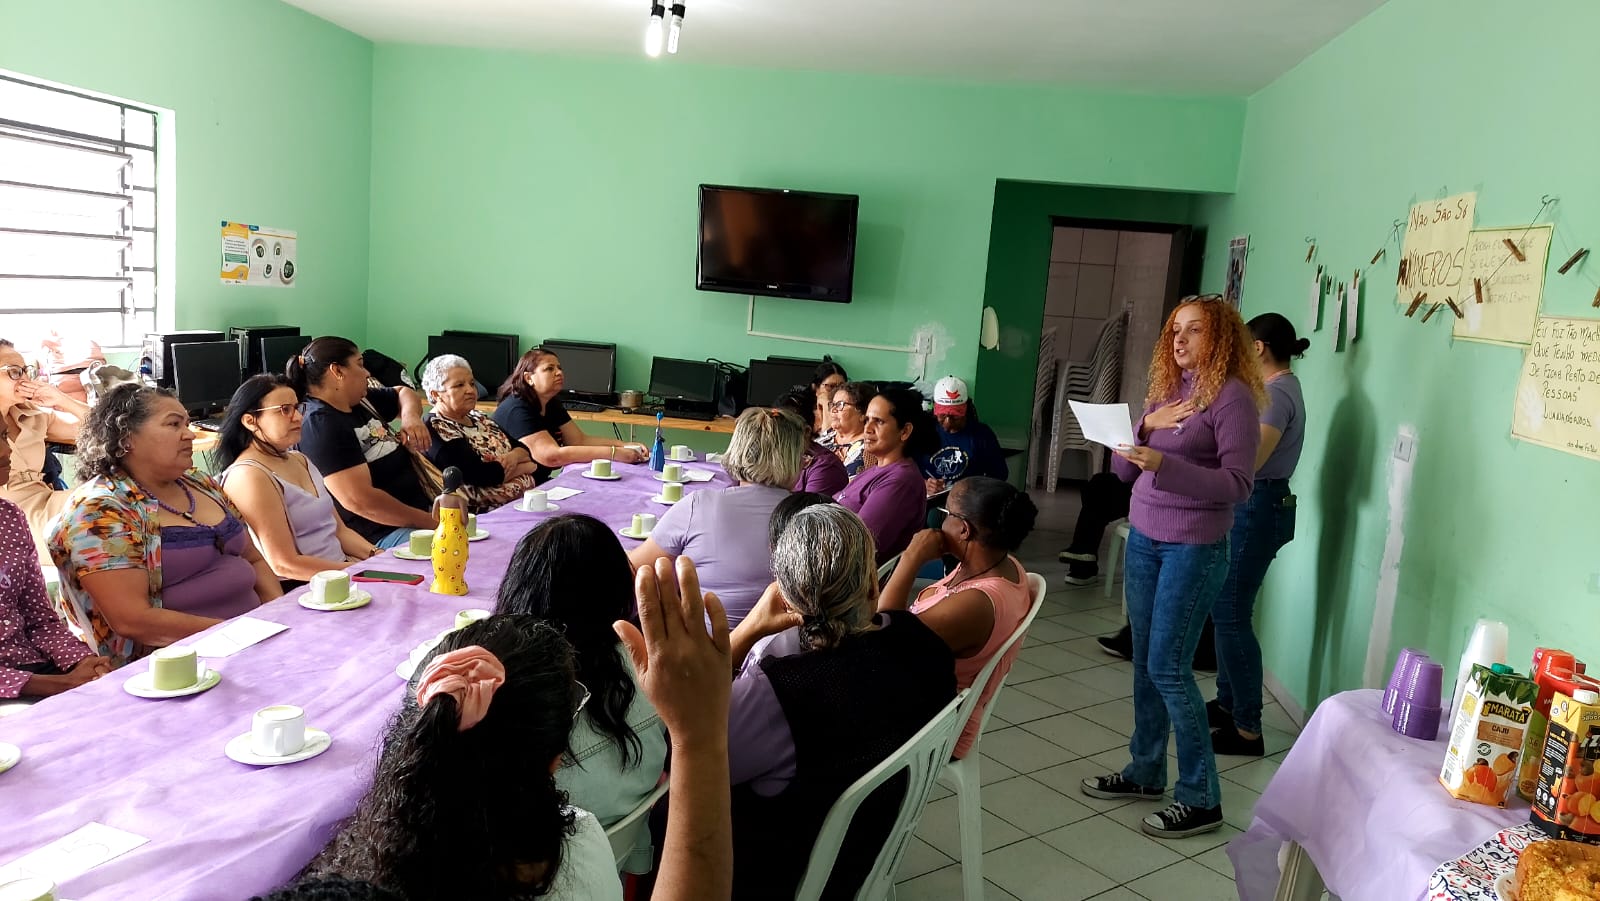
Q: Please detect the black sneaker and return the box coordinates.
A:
[1211,727,1265,757]
[1063,561,1100,586]
[1080,773,1163,801]
[1058,549,1096,563]
[1096,626,1132,661]
[1141,801,1224,838]
[1206,699,1233,731]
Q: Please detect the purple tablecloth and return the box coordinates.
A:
[1229,689,1526,901]
[0,460,730,900]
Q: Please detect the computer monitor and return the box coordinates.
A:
[649,357,719,404]
[540,339,617,400]
[171,341,244,418]
[744,358,820,409]
[426,332,520,399]
[259,335,305,376]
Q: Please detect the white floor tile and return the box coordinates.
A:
[977,754,1020,786]
[1051,611,1127,636]
[1125,859,1238,901]
[1004,659,1052,685]
[1024,618,1088,644]
[1019,643,1102,675]
[981,775,1099,834]
[1039,815,1187,884]
[1022,712,1130,758]
[913,793,1028,857]
[1084,889,1145,901]
[978,727,1077,774]
[984,838,1118,901]
[895,835,954,881]
[894,863,1020,900]
[1193,844,1236,879]
[1062,663,1136,699]
[1028,758,1146,813]
[991,688,1067,725]
[1058,635,1120,660]
[1015,674,1117,712]
[1099,805,1241,856]
[1218,779,1262,830]
[1221,754,1284,794]
[1077,699,1137,736]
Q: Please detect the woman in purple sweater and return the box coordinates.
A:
[834,388,938,565]
[1080,295,1264,840]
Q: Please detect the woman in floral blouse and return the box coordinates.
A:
[420,355,538,513]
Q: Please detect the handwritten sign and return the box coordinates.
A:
[1456,226,1551,346]
[1397,193,1477,307]
[1512,315,1600,461]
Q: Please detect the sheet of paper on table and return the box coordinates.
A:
[1067,401,1137,450]
[542,487,583,501]
[0,822,148,885]
[191,617,289,658]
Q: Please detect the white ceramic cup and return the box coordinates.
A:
[250,705,307,758]
[671,444,691,460]
[522,488,549,511]
[636,512,657,535]
[455,608,492,630]
[663,462,684,482]
[590,459,613,478]
[662,482,685,502]
[0,878,57,901]
[309,570,351,605]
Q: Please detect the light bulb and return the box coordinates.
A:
[667,14,682,53]
[645,12,665,57]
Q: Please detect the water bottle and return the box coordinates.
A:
[650,413,667,472]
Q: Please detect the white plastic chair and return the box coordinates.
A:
[937,572,1049,901]
[605,780,669,872]
[795,689,972,901]
[1102,519,1131,600]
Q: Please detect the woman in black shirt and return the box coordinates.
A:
[492,348,647,483]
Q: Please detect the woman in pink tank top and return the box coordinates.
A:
[879,476,1038,757]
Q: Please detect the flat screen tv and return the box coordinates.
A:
[696,185,858,303]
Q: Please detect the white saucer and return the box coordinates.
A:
[468,529,489,542]
[517,501,560,513]
[582,471,622,481]
[650,494,681,505]
[225,728,332,766]
[618,527,653,540]
[0,741,19,775]
[298,587,372,612]
[392,548,428,561]
[668,453,696,463]
[653,471,692,483]
[124,667,221,699]
[395,632,451,680]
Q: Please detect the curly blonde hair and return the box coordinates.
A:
[1145,296,1266,411]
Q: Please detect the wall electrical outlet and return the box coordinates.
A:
[1393,433,1415,462]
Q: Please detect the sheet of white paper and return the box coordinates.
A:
[1309,270,1323,332]
[190,617,288,659]
[683,469,715,482]
[542,487,583,501]
[1347,272,1361,343]
[1330,286,1345,351]
[0,822,148,885]
[1067,401,1136,450]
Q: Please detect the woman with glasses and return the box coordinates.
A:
[809,360,848,439]
[0,338,90,562]
[824,381,874,478]
[419,354,537,513]
[215,375,378,586]
[833,387,937,564]
[1078,295,1263,840]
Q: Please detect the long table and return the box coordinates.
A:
[0,459,733,900]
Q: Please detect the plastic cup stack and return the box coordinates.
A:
[1382,647,1426,715]
[1392,658,1445,740]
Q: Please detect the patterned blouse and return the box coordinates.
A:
[0,498,92,697]
[47,469,245,666]
[423,409,537,512]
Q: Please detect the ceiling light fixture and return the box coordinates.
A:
[667,3,686,54]
[645,2,666,58]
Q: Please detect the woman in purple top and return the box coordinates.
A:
[628,407,807,628]
[834,387,937,565]
[1080,296,1263,840]
[774,387,848,496]
[1209,313,1310,757]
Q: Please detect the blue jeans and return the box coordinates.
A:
[375,527,413,549]
[1122,526,1230,808]
[1213,479,1296,735]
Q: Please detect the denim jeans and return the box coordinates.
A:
[1121,526,1230,808]
[375,526,414,550]
[1213,479,1296,735]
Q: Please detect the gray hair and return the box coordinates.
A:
[723,406,806,488]
[76,383,178,481]
[421,354,473,397]
[770,504,878,651]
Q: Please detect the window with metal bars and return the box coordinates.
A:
[0,72,160,349]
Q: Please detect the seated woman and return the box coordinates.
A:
[420,354,538,513]
[310,614,622,901]
[48,384,282,666]
[0,439,110,701]
[775,387,848,496]
[725,503,955,898]
[627,407,806,628]
[492,347,647,482]
[878,475,1038,758]
[289,337,437,549]
[809,360,848,441]
[0,337,91,563]
[834,387,937,564]
[494,514,667,867]
[824,381,874,478]
[215,375,378,585]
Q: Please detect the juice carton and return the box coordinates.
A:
[1517,649,1596,801]
[1441,663,1536,806]
[1531,688,1600,844]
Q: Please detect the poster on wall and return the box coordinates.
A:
[1224,236,1248,308]
[1397,192,1477,307]
[221,221,297,287]
[1454,225,1551,346]
[1511,315,1600,462]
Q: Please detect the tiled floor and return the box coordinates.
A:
[891,487,1302,900]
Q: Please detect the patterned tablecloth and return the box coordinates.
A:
[1427,823,1546,901]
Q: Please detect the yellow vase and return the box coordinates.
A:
[430,506,470,596]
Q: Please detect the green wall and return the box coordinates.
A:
[1194,0,1600,713]
[366,45,1245,392]
[976,181,1203,440]
[0,0,374,342]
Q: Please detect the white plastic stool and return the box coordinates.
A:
[1102,520,1131,600]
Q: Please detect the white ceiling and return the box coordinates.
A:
[281,0,1386,95]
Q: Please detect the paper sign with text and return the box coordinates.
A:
[1512,315,1600,462]
[1456,225,1551,346]
[1397,193,1477,307]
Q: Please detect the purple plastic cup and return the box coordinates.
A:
[1402,660,1445,708]
[1392,699,1442,740]
[1383,648,1426,714]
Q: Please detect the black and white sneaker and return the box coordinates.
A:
[1063,561,1100,586]
[1097,626,1133,661]
[1058,549,1096,564]
[1141,802,1224,838]
[1080,773,1164,801]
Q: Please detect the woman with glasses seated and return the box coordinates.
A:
[215,375,378,586]
[0,338,90,563]
[823,381,875,479]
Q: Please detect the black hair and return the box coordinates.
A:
[810,360,847,392]
[314,614,577,899]
[285,336,360,398]
[872,387,939,459]
[1248,312,1309,362]
[497,346,560,404]
[215,374,295,470]
[492,514,642,768]
[251,877,405,901]
[74,382,179,481]
[833,380,875,413]
[774,386,815,417]
[768,491,837,551]
[950,476,1038,552]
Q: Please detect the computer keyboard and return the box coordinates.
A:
[565,400,607,412]
[669,408,717,421]
[192,419,222,432]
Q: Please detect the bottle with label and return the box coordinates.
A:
[650,412,666,472]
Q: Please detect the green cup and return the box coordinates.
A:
[468,513,478,535]
[455,608,491,630]
[591,458,613,478]
[663,462,684,482]
[662,482,684,502]
[311,570,350,605]
[150,645,198,691]
[409,530,434,556]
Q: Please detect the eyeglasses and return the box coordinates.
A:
[828,401,855,411]
[250,402,304,418]
[571,680,591,722]
[0,364,37,382]
[935,506,969,528]
[1182,293,1226,304]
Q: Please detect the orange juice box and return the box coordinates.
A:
[1531,688,1600,844]
[1441,664,1535,806]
